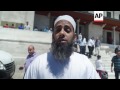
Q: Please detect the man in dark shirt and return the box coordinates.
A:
[18,24,24,30]
[111,46,120,79]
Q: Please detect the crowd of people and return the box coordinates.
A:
[3,22,31,30]
[74,32,120,79]
[3,22,53,33]
[74,33,101,58]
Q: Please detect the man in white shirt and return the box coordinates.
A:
[95,55,104,71]
[79,36,87,55]
[24,15,100,79]
[78,33,82,40]
[24,22,30,30]
[95,55,107,79]
[88,37,95,58]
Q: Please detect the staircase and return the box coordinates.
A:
[89,45,116,79]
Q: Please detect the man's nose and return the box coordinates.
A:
[59,28,65,37]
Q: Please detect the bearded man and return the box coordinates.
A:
[24,15,100,79]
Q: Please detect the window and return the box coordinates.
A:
[107,12,111,18]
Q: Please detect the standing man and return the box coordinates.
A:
[24,22,30,30]
[79,36,87,55]
[24,45,39,72]
[24,15,100,79]
[73,33,78,52]
[78,33,82,40]
[111,46,120,79]
[88,37,95,58]
[95,37,101,56]
[10,24,15,28]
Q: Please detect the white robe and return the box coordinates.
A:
[24,52,100,79]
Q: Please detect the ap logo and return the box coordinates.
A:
[94,11,104,22]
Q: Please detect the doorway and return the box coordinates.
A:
[107,32,112,44]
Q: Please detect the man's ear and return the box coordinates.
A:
[73,33,77,41]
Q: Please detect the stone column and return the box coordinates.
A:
[77,19,80,36]
[48,12,51,28]
[101,24,106,43]
[113,26,117,48]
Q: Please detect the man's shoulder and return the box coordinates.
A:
[31,52,48,64]
[72,52,86,56]
[112,55,117,59]
[71,52,89,61]
[37,52,48,58]
[71,52,81,56]
[71,52,94,69]
[112,55,118,61]
[97,59,102,63]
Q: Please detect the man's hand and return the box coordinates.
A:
[111,62,113,72]
[111,68,113,72]
[19,66,24,70]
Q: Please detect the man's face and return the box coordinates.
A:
[117,51,120,57]
[28,47,34,55]
[51,20,75,60]
[53,20,75,45]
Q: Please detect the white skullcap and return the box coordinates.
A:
[54,15,76,31]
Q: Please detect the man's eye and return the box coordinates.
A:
[64,26,71,33]
[54,26,62,33]
[55,27,62,33]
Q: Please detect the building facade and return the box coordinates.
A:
[0,11,120,45]
[34,11,120,45]
[0,11,35,30]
